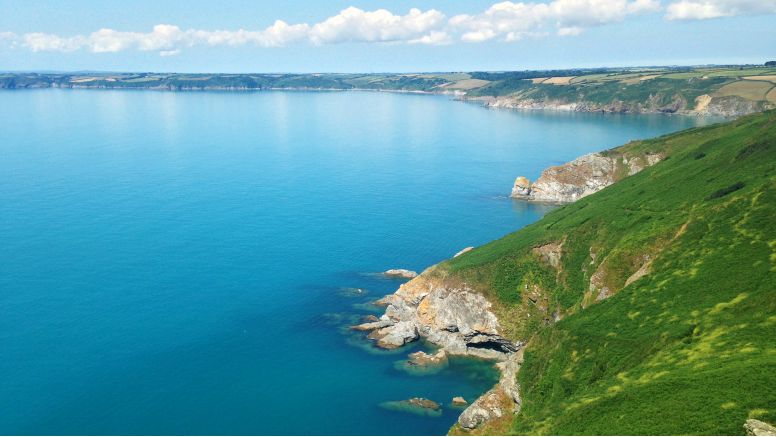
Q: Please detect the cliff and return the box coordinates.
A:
[482,93,772,117]
[368,110,776,434]
[511,148,663,202]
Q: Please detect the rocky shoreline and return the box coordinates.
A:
[468,94,770,117]
[510,150,663,203]
[352,270,524,430]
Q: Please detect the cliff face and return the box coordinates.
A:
[443,110,776,435]
[359,272,520,359]
[482,94,772,117]
[511,151,663,203]
[353,271,523,430]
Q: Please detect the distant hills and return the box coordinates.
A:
[2,65,775,116]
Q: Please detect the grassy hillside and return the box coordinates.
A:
[440,110,776,434]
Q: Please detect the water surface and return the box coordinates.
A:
[0,90,710,435]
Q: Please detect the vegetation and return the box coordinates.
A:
[2,65,775,113]
[439,110,776,434]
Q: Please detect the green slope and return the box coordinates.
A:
[440,110,776,434]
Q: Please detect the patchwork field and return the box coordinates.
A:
[441,78,491,90]
[542,76,576,85]
[744,75,776,83]
[715,80,775,101]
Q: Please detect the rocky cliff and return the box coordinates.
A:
[511,150,663,202]
[352,270,523,430]
[480,93,772,117]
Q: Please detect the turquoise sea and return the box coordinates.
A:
[0,89,710,435]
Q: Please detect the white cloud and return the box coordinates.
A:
[159,49,181,57]
[1,0,771,54]
[309,7,446,45]
[450,0,658,42]
[665,0,776,20]
[558,26,584,36]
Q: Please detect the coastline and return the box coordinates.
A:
[9,83,762,118]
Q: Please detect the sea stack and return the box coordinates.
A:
[511,176,532,197]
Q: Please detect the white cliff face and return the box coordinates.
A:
[511,151,664,203]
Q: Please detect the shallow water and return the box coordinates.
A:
[0,89,711,435]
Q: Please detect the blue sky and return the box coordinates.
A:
[1,0,774,72]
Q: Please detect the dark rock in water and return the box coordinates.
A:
[362,314,379,323]
[379,397,442,417]
[745,419,776,436]
[338,287,368,297]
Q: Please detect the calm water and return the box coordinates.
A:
[0,90,710,435]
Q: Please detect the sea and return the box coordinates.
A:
[0,89,712,435]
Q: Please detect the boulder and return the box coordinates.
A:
[745,419,776,436]
[383,269,418,279]
[511,176,532,197]
[370,321,419,349]
[452,396,468,406]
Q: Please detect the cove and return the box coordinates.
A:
[0,89,712,435]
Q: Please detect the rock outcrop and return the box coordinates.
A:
[478,94,771,117]
[458,351,523,429]
[365,274,519,359]
[745,419,776,436]
[511,151,664,203]
[358,271,523,430]
[383,269,418,279]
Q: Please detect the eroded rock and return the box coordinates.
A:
[510,151,664,203]
[383,269,418,279]
[458,351,523,429]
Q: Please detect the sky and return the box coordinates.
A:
[0,0,774,73]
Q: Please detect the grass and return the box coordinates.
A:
[437,110,776,434]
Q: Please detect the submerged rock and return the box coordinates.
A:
[383,269,419,279]
[338,287,368,297]
[379,397,442,417]
[407,349,448,367]
[395,349,449,375]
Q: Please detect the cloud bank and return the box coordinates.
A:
[1,0,773,55]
